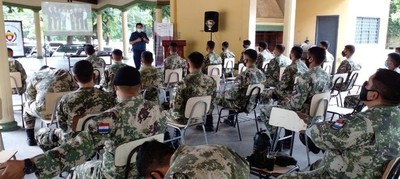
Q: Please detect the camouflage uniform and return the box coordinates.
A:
[255,50,273,70]
[202,52,222,74]
[217,65,266,112]
[164,53,187,77]
[9,59,27,94]
[31,96,168,179]
[336,57,362,74]
[166,144,250,179]
[264,55,289,87]
[24,68,76,129]
[100,61,127,93]
[279,105,400,179]
[86,55,106,69]
[140,65,163,103]
[171,71,216,124]
[261,66,331,127]
[36,87,116,151]
[261,60,308,104]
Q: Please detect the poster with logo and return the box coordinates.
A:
[154,23,173,66]
[5,21,25,57]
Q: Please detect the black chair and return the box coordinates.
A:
[215,84,264,141]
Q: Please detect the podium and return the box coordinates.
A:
[162,40,186,58]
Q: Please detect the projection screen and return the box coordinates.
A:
[42,2,93,36]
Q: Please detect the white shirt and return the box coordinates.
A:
[325,50,334,63]
[260,49,274,64]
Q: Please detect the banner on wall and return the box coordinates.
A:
[154,23,173,66]
[5,20,25,57]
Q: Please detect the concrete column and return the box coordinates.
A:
[33,10,43,59]
[283,0,297,57]
[0,0,18,131]
[121,11,129,58]
[155,6,163,23]
[170,0,177,39]
[97,13,104,51]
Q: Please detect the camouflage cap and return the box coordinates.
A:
[113,66,140,86]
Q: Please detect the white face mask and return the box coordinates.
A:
[137,29,143,33]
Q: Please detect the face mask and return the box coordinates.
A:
[359,81,379,101]
[243,45,246,48]
[137,29,143,33]
[385,60,389,68]
[222,48,225,51]
[258,48,262,52]
[341,51,346,57]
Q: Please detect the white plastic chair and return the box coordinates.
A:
[164,68,183,102]
[93,68,105,85]
[323,62,332,74]
[382,157,400,179]
[223,58,235,78]
[238,63,247,75]
[269,91,330,166]
[10,72,25,128]
[262,61,269,72]
[210,75,221,92]
[40,92,70,128]
[207,64,222,77]
[115,134,164,179]
[165,96,211,144]
[216,84,265,140]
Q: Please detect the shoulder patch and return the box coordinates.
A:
[98,123,110,134]
[331,120,346,130]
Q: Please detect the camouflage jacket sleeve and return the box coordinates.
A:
[202,56,211,74]
[255,54,265,69]
[26,78,37,104]
[173,81,187,114]
[32,131,99,178]
[286,75,309,111]
[14,60,27,83]
[336,60,350,74]
[56,96,69,132]
[100,67,110,89]
[310,115,373,150]
[264,58,279,86]
[278,65,296,92]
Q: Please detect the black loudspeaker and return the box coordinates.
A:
[204,11,219,32]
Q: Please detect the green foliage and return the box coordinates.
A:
[388,0,400,47]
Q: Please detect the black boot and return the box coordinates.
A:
[223,110,235,127]
[196,114,214,131]
[26,129,37,146]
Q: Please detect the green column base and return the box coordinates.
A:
[0,121,19,131]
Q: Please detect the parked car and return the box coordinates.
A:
[52,44,85,57]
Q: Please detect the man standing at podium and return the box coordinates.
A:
[129,23,149,69]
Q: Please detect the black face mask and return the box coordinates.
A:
[360,81,379,101]
[243,45,247,48]
[341,51,346,57]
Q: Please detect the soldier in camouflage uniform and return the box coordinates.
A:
[255,42,273,70]
[24,66,77,146]
[140,51,163,104]
[260,47,331,134]
[239,40,251,63]
[220,41,236,76]
[8,48,27,94]
[100,49,127,93]
[336,45,361,74]
[171,51,216,131]
[36,60,116,151]
[0,66,168,179]
[136,140,250,179]
[264,44,289,87]
[279,69,400,179]
[202,40,222,74]
[85,44,106,69]
[217,49,266,126]
[261,46,308,104]
[164,42,187,77]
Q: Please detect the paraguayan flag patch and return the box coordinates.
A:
[98,123,110,134]
[331,120,346,130]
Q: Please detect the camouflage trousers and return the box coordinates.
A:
[278,167,334,179]
[23,102,50,129]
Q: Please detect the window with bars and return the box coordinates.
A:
[355,17,380,44]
